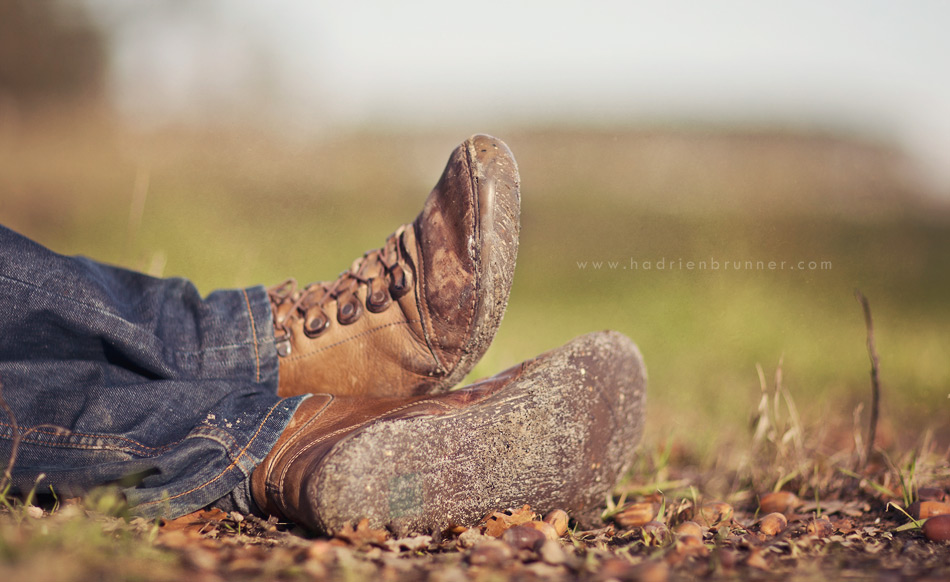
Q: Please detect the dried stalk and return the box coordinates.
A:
[854,290,882,470]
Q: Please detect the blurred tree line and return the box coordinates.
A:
[0,0,107,113]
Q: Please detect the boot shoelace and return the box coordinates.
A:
[268,226,413,357]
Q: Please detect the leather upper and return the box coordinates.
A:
[270,135,520,398]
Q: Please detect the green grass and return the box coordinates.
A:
[2,121,948,461]
[0,501,175,582]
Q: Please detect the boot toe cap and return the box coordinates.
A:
[467,134,520,191]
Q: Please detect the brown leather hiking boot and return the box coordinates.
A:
[251,331,646,536]
[269,134,520,398]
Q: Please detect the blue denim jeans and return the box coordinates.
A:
[0,225,306,518]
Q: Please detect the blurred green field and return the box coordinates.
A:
[2,120,948,456]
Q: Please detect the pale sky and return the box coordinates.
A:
[87,0,950,189]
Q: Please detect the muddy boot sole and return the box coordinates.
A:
[429,135,521,394]
[309,330,646,536]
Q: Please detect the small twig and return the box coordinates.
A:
[0,378,20,492]
[854,290,881,470]
[0,378,68,494]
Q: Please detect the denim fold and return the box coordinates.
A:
[0,225,304,517]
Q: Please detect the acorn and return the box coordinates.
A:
[757,512,787,536]
[543,509,570,537]
[523,520,559,542]
[700,501,734,526]
[910,501,950,520]
[615,502,658,528]
[673,520,703,538]
[923,514,950,542]
[759,491,801,515]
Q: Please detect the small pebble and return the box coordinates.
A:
[598,558,635,580]
[717,547,739,570]
[468,540,514,567]
[502,524,547,552]
[182,547,218,571]
[457,528,490,548]
[306,540,336,561]
[630,560,670,582]
[538,539,566,565]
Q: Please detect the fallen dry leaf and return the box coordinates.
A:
[799,499,870,518]
[746,548,770,571]
[386,535,432,552]
[160,507,229,536]
[542,509,570,536]
[334,518,389,547]
[807,517,834,538]
[480,505,537,537]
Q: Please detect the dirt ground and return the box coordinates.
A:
[3,439,949,582]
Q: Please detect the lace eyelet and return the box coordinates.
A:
[304,308,330,338]
[366,277,392,313]
[337,293,363,325]
[275,335,293,357]
[388,265,412,299]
